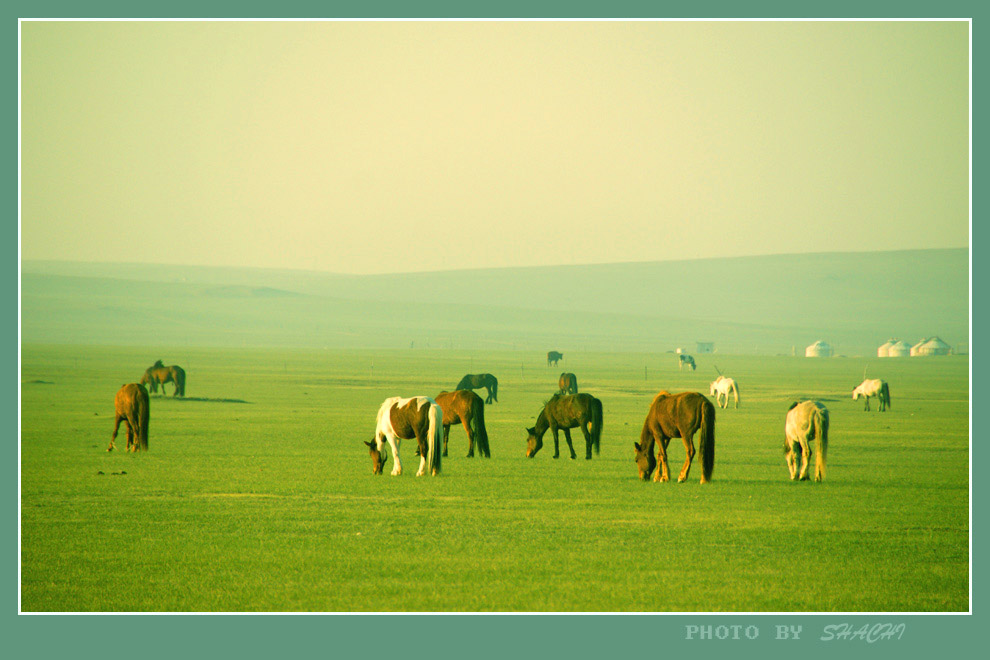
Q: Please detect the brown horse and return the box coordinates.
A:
[140,361,186,397]
[455,373,498,404]
[547,351,563,367]
[526,393,603,460]
[558,372,578,395]
[435,390,490,458]
[108,383,150,452]
[633,391,715,484]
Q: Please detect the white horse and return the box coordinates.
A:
[366,396,442,476]
[784,401,829,482]
[852,378,890,412]
[709,376,740,409]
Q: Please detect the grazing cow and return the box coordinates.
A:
[547,351,563,367]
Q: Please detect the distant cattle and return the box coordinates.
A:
[547,351,563,367]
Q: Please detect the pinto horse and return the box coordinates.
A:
[709,376,740,409]
[633,391,715,483]
[140,361,186,397]
[558,372,578,395]
[678,354,696,371]
[107,383,150,452]
[455,373,498,404]
[525,393,603,460]
[853,378,890,411]
[435,390,490,458]
[365,396,442,476]
[784,400,829,481]
[547,351,563,367]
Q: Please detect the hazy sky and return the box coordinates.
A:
[21,20,969,274]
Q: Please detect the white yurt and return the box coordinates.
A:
[877,340,895,358]
[887,340,911,357]
[913,336,951,357]
[805,340,833,358]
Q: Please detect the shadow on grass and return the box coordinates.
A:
[151,396,252,404]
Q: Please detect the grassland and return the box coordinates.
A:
[20,344,968,612]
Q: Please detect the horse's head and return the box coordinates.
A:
[365,440,387,475]
[851,388,859,400]
[633,442,657,481]
[709,381,717,395]
[525,427,543,458]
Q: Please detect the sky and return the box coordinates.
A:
[20,20,969,274]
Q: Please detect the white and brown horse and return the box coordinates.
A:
[784,401,829,481]
[678,354,696,371]
[366,396,442,476]
[709,376,740,409]
[852,378,890,412]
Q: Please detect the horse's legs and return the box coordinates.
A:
[485,387,493,404]
[415,431,429,476]
[461,418,475,457]
[798,439,810,480]
[550,425,561,459]
[442,424,450,457]
[578,421,594,459]
[108,414,125,451]
[387,436,402,476]
[677,433,696,483]
[651,423,670,483]
[785,441,798,480]
[125,418,136,452]
[864,396,870,412]
[561,427,577,460]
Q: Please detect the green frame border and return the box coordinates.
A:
[7,2,981,657]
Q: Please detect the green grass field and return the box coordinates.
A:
[20,344,969,612]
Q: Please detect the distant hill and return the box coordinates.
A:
[21,249,968,355]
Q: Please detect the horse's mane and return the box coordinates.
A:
[787,401,800,411]
[153,359,164,368]
[652,391,672,405]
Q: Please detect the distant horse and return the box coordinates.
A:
[107,383,150,452]
[525,393,603,460]
[633,391,714,484]
[853,378,890,412]
[784,401,829,481]
[435,390,490,458]
[365,396,442,476]
[547,351,563,367]
[678,354,696,371]
[455,373,498,404]
[140,361,186,397]
[709,376,740,409]
[558,372,578,395]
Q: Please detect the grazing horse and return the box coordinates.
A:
[366,396,442,476]
[853,378,890,412]
[525,393,603,460]
[558,372,578,395]
[547,351,563,367]
[633,391,715,484]
[709,376,740,409]
[140,361,186,397]
[678,354,696,371]
[455,373,498,404]
[784,401,829,481]
[107,383,150,452]
[435,390,490,458]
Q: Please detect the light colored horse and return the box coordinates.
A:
[784,401,829,482]
[709,376,740,409]
[852,378,890,412]
[678,354,696,371]
[367,396,442,476]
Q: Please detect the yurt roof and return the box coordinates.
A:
[891,340,911,349]
[921,336,950,349]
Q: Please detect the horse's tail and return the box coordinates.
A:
[427,402,442,475]
[490,376,498,403]
[137,390,150,451]
[699,398,715,483]
[175,367,186,397]
[590,397,603,455]
[472,395,490,457]
[882,382,890,409]
[732,382,740,408]
[814,407,829,481]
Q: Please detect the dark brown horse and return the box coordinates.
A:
[633,391,715,484]
[108,383,150,452]
[526,393,603,460]
[455,373,498,404]
[558,372,578,395]
[435,390,490,458]
[547,351,563,367]
[140,361,186,397]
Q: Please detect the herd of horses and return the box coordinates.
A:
[107,353,890,485]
